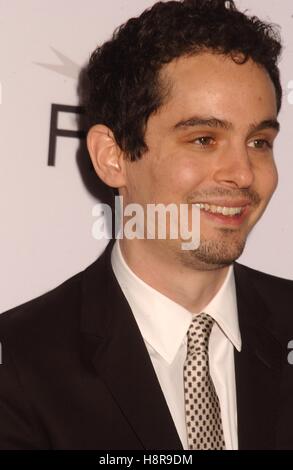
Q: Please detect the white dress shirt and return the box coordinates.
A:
[111,240,242,450]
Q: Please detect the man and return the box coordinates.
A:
[0,0,292,450]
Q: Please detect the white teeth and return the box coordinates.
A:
[222,207,230,216]
[195,203,243,216]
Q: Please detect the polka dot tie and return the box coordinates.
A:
[184,312,225,450]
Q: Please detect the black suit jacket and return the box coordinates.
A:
[0,240,293,450]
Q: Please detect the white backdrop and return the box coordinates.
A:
[0,0,293,313]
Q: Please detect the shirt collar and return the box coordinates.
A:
[111,240,241,364]
[201,265,242,352]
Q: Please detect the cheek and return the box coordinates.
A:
[265,163,278,196]
[154,158,207,197]
[255,160,278,201]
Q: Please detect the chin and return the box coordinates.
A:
[178,237,247,270]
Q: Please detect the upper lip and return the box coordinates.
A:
[194,200,252,208]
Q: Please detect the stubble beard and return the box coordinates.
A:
[177,228,247,271]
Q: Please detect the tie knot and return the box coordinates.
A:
[186,312,214,357]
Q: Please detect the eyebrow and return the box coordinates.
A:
[173,115,280,134]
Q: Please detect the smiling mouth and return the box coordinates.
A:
[194,203,247,217]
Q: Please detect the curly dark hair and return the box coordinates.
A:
[86,0,282,161]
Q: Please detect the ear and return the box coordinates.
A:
[87,124,126,188]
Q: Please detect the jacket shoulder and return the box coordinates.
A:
[235,262,293,294]
[0,243,111,355]
[235,262,293,335]
[0,256,107,450]
[0,270,83,338]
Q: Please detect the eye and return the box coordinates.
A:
[193,136,215,147]
[248,139,273,150]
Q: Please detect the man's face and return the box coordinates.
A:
[121,52,279,270]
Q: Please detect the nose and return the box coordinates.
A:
[213,143,254,189]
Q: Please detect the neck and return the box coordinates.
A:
[119,238,230,313]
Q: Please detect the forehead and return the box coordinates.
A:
[157,52,277,125]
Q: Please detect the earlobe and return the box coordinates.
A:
[87,124,126,188]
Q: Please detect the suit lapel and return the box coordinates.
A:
[80,241,183,450]
[233,263,283,450]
